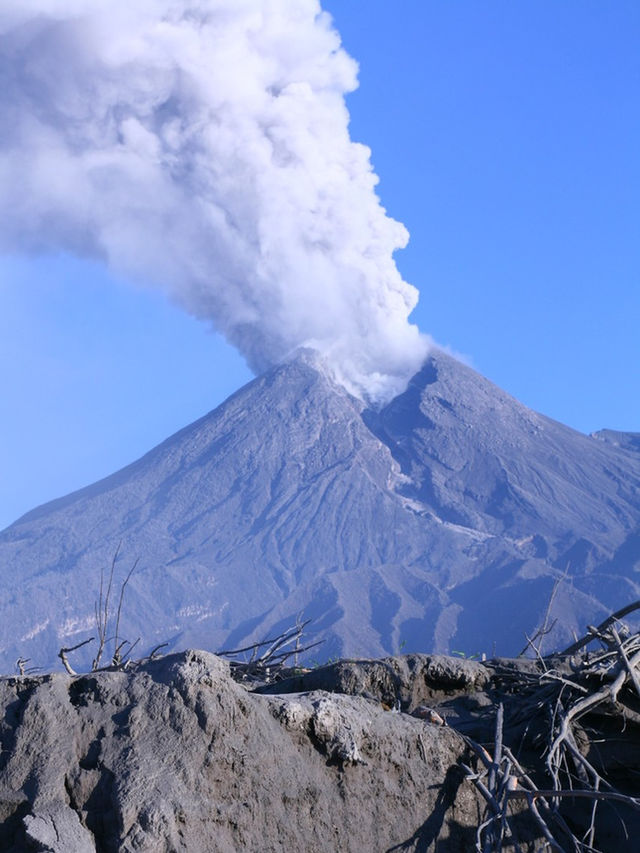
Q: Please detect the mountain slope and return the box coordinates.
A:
[1,351,639,672]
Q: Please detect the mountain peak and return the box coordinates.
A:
[1,350,639,672]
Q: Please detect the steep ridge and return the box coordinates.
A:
[1,351,639,673]
[375,355,640,652]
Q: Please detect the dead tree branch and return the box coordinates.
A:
[58,638,94,676]
[93,543,121,670]
[113,558,139,665]
[561,599,640,657]
[520,572,565,658]
[149,642,169,659]
[15,657,40,676]
[457,602,640,851]
[217,618,322,684]
[92,547,138,670]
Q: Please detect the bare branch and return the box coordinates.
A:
[520,572,564,657]
[59,638,94,676]
[219,619,322,685]
[113,558,138,662]
[93,543,122,670]
[118,637,140,665]
[561,599,640,657]
[217,619,312,659]
[611,625,640,700]
[16,657,30,676]
[149,642,169,659]
[507,788,640,810]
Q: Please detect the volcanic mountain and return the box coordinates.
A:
[1,350,639,673]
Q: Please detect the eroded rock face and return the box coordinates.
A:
[259,652,640,853]
[0,650,487,852]
[256,653,490,710]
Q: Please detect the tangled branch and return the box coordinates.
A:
[217,615,322,684]
[459,600,640,852]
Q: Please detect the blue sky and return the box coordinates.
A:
[1,1,638,530]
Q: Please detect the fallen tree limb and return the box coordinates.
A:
[506,789,640,809]
[452,601,640,851]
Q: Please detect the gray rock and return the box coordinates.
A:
[24,806,95,852]
[0,650,491,852]
[257,653,489,711]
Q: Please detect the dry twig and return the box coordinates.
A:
[58,638,94,676]
[217,618,322,684]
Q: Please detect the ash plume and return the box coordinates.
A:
[0,0,429,401]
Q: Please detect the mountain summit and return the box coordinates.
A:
[1,351,639,671]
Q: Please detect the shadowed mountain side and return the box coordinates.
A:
[1,351,639,672]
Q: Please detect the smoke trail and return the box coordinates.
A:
[0,0,429,401]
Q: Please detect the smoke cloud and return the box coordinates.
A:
[0,0,429,401]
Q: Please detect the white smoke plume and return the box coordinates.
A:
[0,0,429,401]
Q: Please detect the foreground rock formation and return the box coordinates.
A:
[7,636,640,853]
[0,650,489,852]
[4,637,640,852]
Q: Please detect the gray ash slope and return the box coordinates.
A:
[1,350,640,672]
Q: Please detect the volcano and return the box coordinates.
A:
[2,350,640,672]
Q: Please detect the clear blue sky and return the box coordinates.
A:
[1,1,638,530]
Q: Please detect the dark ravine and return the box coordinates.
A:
[1,349,640,673]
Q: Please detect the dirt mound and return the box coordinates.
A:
[0,650,487,852]
[4,638,639,852]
